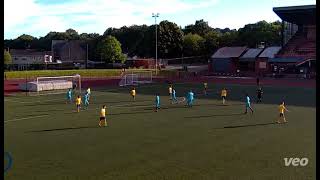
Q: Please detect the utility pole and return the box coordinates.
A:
[86,43,88,69]
[152,13,159,75]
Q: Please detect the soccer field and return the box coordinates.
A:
[4,83,316,180]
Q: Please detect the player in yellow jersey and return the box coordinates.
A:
[277,101,289,123]
[168,85,173,99]
[221,88,227,104]
[99,105,107,127]
[131,87,136,101]
[203,82,208,95]
[75,95,82,112]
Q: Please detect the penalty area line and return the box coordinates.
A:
[4,114,50,124]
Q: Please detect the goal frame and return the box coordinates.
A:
[35,74,81,95]
[119,71,153,87]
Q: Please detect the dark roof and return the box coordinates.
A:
[273,5,316,25]
[10,49,51,56]
[295,58,316,66]
[239,48,264,61]
[211,46,247,58]
[268,57,303,63]
[259,46,281,58]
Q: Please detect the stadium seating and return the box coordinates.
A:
[276,31,316,59]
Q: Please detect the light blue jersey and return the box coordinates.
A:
[187,91,194,106]
[246,96,251,107]
[172,89,177,101]
[155,95,160,108]
[189,92,194,100]
[67,90,72,99]
[84,93,89,106]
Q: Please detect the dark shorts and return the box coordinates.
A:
[279,113,284,117]
[100,117,106,121]
[77,104,80,108]
[222,96,226,99]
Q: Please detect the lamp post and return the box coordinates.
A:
[152,13,159,75]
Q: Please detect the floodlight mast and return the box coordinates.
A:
[152,13,159,75]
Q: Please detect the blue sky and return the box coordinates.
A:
[4,0,316,39]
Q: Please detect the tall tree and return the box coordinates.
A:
[183,19,212,37]
[65,28,79,40]
[203,31,220,56]
[237,21,281,47]
[218,31,239,47]
[158,20,184,58]
[183,33,205,56]
[96,36,125,63]
[4,50,12,64]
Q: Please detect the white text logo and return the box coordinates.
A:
[284,158,308,166]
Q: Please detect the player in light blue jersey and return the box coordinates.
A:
[66,89,72,104]
[155,94,160,112]
[83,92,90,109]
[186,90,194,107]
[171,89,178,104]
[244,93,254,114]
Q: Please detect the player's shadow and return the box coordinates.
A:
[25,125,101,133]
[109,111,154,116]
[216,122,278,129]
[104,99,151,104]
[206,122,278,131]
[185,113,245,119]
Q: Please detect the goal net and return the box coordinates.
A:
[119,71,153,86]
[19,74,81,96]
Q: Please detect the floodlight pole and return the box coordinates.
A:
[152,13,159,75]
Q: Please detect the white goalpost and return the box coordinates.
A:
[19,74,81,95]
[119,71,153,86]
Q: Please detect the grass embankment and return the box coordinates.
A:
[4,69,163,79]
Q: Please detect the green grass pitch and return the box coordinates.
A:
[4,83,315,180]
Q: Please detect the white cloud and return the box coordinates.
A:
[4,0,220,39]
[5,0,315,39]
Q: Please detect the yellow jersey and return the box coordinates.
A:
[221,89,227,97]
[76,97,81,105]
[169,87,172,94]
[279,104,286,114]
[131,89,136,96]
[100,108,106,117]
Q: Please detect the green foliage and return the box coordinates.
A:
[4,20,282,59]
[4,50,12,64]
[237,20,281,47]
[203,31,220,55]
[183,19,212,36]
[96,36,125,63]
[218,31,239,47]
[183,33,205,56]
[158,20,184,58]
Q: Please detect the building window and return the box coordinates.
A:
[259,62,267,69]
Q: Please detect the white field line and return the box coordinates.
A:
[4,96,186,124]
[4,115,50,123]
[4,84,162,105]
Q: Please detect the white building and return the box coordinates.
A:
[10,49,52,64]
